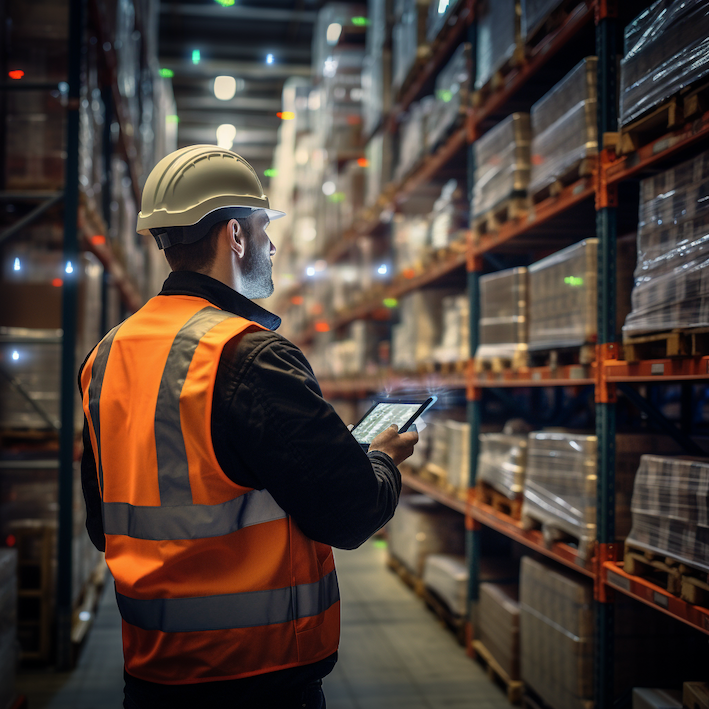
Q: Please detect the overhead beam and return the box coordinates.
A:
[159,40,311,61]
[160,3,318,23]
[160,58,311,79]
[176,126,278,144]
[176,141,275,160]
[176,111,280,128]
[174,95,283,112]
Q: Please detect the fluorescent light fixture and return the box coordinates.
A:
[306,266,315,277]
[438,0,451,13]
[11,351,19,361]
[322,181,336,196]
[65,261,74,274]
[326,22,342,45]
[192,49,201,64]
[13,257,20,271]
[214,76,237,101]
[266,54,274,65]
[215,0,235,6]
[216,123,237,149]
[377,264,388,275]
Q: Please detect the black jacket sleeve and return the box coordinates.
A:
[211,330,402,550]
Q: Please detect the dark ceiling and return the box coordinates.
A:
[158,0,324,177]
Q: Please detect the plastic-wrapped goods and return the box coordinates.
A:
[632,689,682,709]
[627,456,709,574]
[446,421,471,492]
[367,0,389,53]
[430,179,467,250]
[422,554,468,616]
[0,549,18,709]
[529,57,597,197]
[619,0,709,127]
[427,43,472,149]
[477,434,528,500]
[387,494,465,576]
[425,421,451,485]
[520,556,594,709]
[392,0,429,92]
[339,160,367,232]
[393,215,431,274]
[365,130,394,207]
[477,267,528,361]
[478,583,520,680]
[426,0,465,43]
[395,97,436,182]
[623,150,709,335]
[475,0,521,90]
[528,239,597,349]
[313,4,367,82]
[472,113,531,218]
[521,0,565,42]
[362,51,392,138]
[434,294,470,364]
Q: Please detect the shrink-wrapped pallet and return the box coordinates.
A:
[520,556,594,709]
[392,0,429,92]
[477,434,528,500]
[478,583,520,680]
[422,554,468,616]
[619,0,709,127]
[475,0,521,90]
[529,57,597,197]
[472,113,531,218]
[387,495,465,576]
[427,43,472,149]
[393,214,431,274]
[627,455,709,574]
[0,549,18,709]
[521,0,566,42]
[446,421,471,492]
[434,294,470,364]
[623,150,709,335]
[476,267,528,361]
[395,97,436,181]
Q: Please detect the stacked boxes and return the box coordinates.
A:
[529,57,598,196]
[434,294,470,364]
[477,434,528,500]
[446,421,471,492]
[478,583,520,680]
[395,98,436,181]
[623,150,709,335]
[387,494,465,576]
[520,556,594,709]
[422,554,468,615]
[521,0,567,42]
[0,550,18,709]
[627,456,709,573]
[620,0,709,127]
[472,113,531,218]
[475,0,521,91]
[476,267,528,362]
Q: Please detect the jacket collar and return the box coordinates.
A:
[159,271,281,331]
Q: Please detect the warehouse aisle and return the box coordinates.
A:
[17,540,509,709]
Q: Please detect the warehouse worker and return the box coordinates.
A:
[78,145,418,709]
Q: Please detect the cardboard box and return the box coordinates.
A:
[478,582,520,680]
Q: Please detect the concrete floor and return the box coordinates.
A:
[17,541,510,709]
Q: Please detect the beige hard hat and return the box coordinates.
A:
[137,144,285,249]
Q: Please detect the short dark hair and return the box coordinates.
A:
[163,220,225,272]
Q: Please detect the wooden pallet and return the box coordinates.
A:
[622,327,709,362]
[474,348,529,375]
[605,80,709,156]
[527,343,596,368]
[473,196,529,238]
[476,481,523,521]
[386,553,424,597]
[473,639,523,705]
[421,586,467,646]
[416,359,468,376]
[529,156,595,205]
[521,512,592,559]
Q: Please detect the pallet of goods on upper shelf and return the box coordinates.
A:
[625,455,709,609]
[362,0,392,139]
[611,0,709,155]
[520,0,585,47]
[528,57,597,204]
[622,148,709,360]
[472,113,531,237]
[392,0,431,96]
[0,549,18,709]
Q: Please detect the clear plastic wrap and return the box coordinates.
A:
[422,553,468,616]
[521,0,565,41]
[475,0,520,90]
[392,0,428,91]
[446,421,471,491]
[478,434,528,500]
[529,57,597,196]
[478,582,520,681]
[623,149,709,335]
[477,267,528,360]
[393,214,431,273]
[386,495,466,576]
[619,0,709,127]
[362,50,391,137]
[472,113,531,217]
[627,455,709,573]
[395,97,436,181]
[426,0,465,43]
[520,556,594,709]
[528,239,598,349]
[434,295,470,364]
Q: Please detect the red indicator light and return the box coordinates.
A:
[5,535,16,547]
[291,295,304,305]
[315,322,330,333]
[91,235,106,245]
[357,157,369,167]
[8,70,24,80]
[52,278,63,287]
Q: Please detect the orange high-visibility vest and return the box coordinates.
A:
[81,295,340,684]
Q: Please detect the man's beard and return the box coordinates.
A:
[240,239,274,300]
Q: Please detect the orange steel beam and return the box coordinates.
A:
[604,356,709,382]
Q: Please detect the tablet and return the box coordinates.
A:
[351,397,437,450]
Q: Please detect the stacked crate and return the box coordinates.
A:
[0,550,18,709]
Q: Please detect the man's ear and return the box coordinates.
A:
[227,218,246,259]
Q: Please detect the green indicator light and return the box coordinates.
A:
[564,276,584,287]
[166,115,180,124]
[159,68,174,78]
[437,89,453,103]
[215,0,235,5]
[264,168,278,178]
[351,16,369,26]
[192,49,201,65]
[373,539,387,549]
[383,298,398,308]
[329,192,346,203]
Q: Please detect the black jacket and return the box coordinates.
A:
[79,270,402,707]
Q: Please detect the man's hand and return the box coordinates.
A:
[368,424,419,467]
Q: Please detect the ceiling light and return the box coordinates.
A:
[266,54,274,65]
[12,351,19,361]
[214,76,237,101]
[13,257,20,271]
[192,49,201,64]
[215,0,235,5]
[322,181,336,196]
[306,266,315,277]
[377,264,388,275]
[65,261,74,274]
[326,23,342,45]
[216,123,237,149]
[438,0,451,13]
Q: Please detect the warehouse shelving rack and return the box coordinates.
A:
[0,0,151,668]
[285,1,709,706]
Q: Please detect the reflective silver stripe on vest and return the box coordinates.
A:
[102,488,287,540]
[87,324,123,493]
[155,307,238,506]
[116,569,340,632]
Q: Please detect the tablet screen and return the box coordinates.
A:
[351,402,424,445]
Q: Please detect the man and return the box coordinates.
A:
[79,145,419,709]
